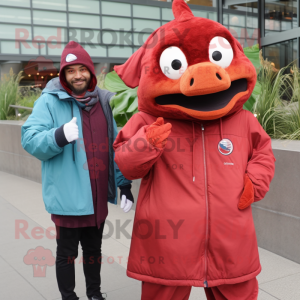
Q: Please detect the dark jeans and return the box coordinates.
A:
[55,223,105,300]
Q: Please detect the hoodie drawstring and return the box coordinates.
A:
[192,122,195,182]
[71,101,75,162]
[219,118,224,141]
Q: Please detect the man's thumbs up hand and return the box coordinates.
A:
[63,117,79,143]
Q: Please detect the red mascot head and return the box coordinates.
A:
[114,0,257,121]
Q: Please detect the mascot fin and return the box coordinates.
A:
[172,0,194,22]
[114,30,159,88]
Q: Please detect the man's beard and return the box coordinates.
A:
[68,78,91,95]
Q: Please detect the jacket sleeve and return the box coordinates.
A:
[21,95,63,162]
[246,112,276,202]
[113,118,132,187]
[113,113,164,180]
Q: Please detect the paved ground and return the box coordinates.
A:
[0,170,300,300]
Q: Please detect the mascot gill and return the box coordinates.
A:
[113,1,275,299]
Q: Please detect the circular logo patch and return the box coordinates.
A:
[218,139,233,156]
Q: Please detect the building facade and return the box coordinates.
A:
[0,0,298,86]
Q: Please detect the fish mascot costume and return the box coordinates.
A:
[113,0,276,299]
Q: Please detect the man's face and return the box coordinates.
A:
[64,64,91,95]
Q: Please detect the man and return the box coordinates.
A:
[21,41,134,300]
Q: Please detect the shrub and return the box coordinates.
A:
[0,69,23,120]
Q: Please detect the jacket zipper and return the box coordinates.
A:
[202,123,209,288]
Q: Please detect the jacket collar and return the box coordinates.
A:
[42,77,74,101]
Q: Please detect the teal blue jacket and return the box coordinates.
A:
[21,79,131,215]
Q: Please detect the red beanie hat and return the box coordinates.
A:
[59,41,97,95]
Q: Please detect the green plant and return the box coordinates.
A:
[252,51,292,138]
[97,72,106,90]
[243,44,261,112]
[250,49,300,140]
[270,64,300,140]
[16,90,41,120]
[104,71,138,127]
[0,69,23,120]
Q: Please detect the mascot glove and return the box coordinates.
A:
[63,117,79,143]
[238,173,255,210]
[120,184,134,213]
[146,117,172,148]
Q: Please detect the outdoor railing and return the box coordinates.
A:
[9,105,33,117]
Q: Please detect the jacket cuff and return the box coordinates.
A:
[119,184,134,203]
[55,125,69,148]
[120,184,132,190]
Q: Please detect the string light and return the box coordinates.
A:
[41,76,44,79]
[50,73,53,76]
[37,73,39,75]
[28,74,31,77]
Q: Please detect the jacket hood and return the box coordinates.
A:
[59,41,97,95]
[43,77,73,101]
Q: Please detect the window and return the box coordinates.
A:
[102,16,132,31]
[133,19,160,33]
[108,46,133,58]
[265,0,297,36]
[264,39,297,69]
[21,42,40,55]
[47,43,67,56]
[133,32,151,46]
[0,7,31,24]
[223,1,258,48]
[69,28,100,44]
[152,0,216,6]
[68,0,99,14]
[183,0,216,6]
[101,1,131,17]
[0,24,32,40]
[33,10,67,27]
[0,0,30,7]
[102,31,133,46]
[162,8,173,21]
[34,26,67,43]
[133,5,160,19]
[69,13,100,29]
[32,0,66,11]
[1,41,20,54]
[82,44,106,57]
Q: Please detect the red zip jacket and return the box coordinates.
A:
[112,0,275,289]
[113,109,275,287]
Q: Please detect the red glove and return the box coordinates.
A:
[146,117,172,148]
[238,174,254,210]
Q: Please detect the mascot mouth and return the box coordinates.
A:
[155,79,248,112]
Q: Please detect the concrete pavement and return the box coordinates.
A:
[0,170,299,300]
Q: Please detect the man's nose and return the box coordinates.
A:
[74,70,83,78]
[180,62,231,96]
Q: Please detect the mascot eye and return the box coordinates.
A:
[212,51,222,61]
[171,59,182,70]
[209,37,233,69]
[160,47,188,80]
